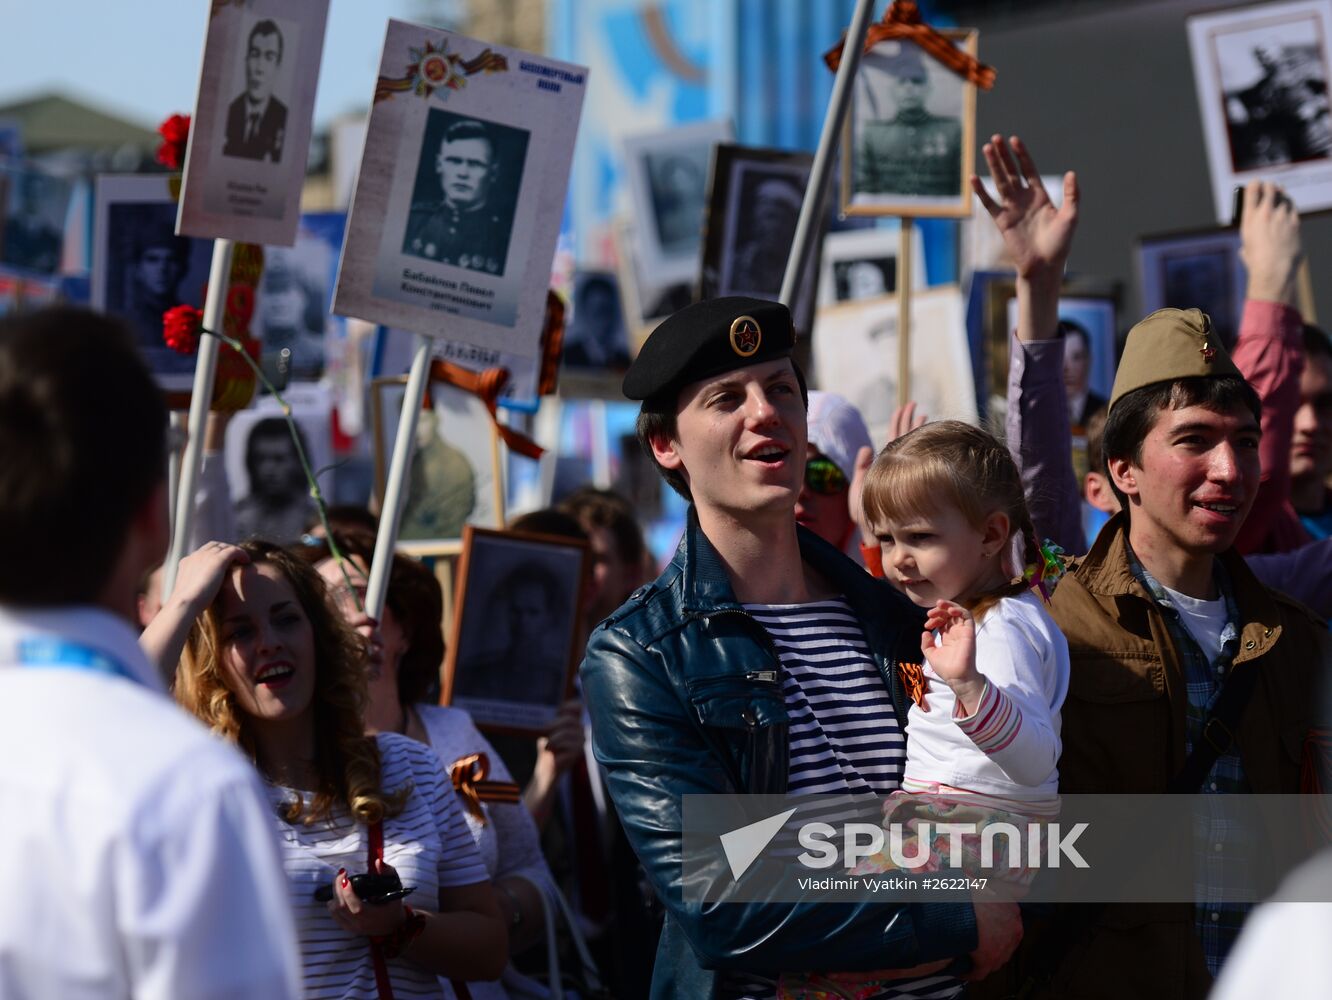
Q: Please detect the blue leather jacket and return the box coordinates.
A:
[581,512,978,998]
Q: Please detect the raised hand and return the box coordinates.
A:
[1239,180,1302,308]
[921,600,984,713]
[972,134,1078,283]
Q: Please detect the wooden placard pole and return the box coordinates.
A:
[897,217,914,407]
[777,0,878,310]
[162,237,234,599]
[364,334,433,623]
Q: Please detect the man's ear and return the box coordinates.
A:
[1106,454,1140,500]
[649,432,684,473]
[980,510,1011,559]
[1083,471,1121,514]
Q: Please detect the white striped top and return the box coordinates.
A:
[267,732,489,999]
[726,599,960,1000]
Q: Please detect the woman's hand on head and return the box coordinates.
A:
[167,541,250,618]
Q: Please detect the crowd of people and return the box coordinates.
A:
[0,128,1329,1000]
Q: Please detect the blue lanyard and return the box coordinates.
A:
[16,637,136,683]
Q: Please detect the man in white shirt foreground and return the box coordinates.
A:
[0,308,301,999]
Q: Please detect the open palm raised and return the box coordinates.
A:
[971,134,1079,280]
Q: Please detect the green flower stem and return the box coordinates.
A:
[204,327,365,615]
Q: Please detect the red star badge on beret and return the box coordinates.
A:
[729,315,762,357]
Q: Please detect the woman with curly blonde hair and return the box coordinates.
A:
[170,539,507,999]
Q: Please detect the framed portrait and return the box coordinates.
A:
[370,375,504,540]
[444,525,588,736]
[1188,0,1332,222]
[817,225,926,307]
[812,286,977,445]
[177,0,330,245]
[0,163,72,276]
[335,20,587,361]
[983,277,1121,406]
[611,217,692,359]
[622,119,733,290]
[251,212,346,383]
[1136,227,1247,347]
[841,33,978,218]
[700,143,821,335]
[223,382,335,545]
[92,175,216,391]
[562,269,631,372]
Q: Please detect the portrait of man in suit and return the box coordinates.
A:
[223,19,288,163]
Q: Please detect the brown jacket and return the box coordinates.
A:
[1011,514,1325,999]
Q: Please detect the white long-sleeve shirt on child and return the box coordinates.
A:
[904,589,1070,800]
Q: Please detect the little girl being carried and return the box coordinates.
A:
[781,420,1070,1000]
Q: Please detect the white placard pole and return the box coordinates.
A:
[364,334,432,622]
[778,0,877,309]
[162,237,234,599]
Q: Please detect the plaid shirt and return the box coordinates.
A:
[1127,548,1254,977]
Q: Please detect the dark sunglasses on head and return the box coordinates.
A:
[804,456,848,495]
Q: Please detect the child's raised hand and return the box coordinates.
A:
[921,601,984,711]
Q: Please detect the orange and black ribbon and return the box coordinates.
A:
[824,0,996,90]
[427,361,544,459]
[450,753,522,824]
[898,660,929,710]
[376,40,509,104]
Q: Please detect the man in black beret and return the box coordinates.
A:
[581,296,1018,998]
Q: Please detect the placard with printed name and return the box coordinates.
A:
[176,0,330,246]
[334,20,587,361]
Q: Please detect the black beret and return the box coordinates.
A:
[622,296,795,402]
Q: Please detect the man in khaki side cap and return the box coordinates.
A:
[1029,307,1328,998]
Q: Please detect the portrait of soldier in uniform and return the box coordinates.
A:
[223,19,288,163]
[401,114,527,277]
[1,170,69,275]
[855,41,963,198]
[728,174,803,298]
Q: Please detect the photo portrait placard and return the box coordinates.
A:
[177,0,330,246]
[841,33,977,218]
[92,175,216,390]
[0,163,72,276]
[700,144,821,336]
[1137,226,1247,348]
[1188,0,1332,221]
[622,119,732,290]
[335,21,587,361]
[816,225,926,308]
[444,526,588,736]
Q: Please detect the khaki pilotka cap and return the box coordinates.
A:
[1107,308,1244,413]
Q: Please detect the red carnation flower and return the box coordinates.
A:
[156,114,191,170]
[163,305,203,355]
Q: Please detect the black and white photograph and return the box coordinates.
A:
[842,33,977,217]
[251,211,346,383]
[0,165,71,276]
[221,16,297,165]
[816,226,926,307]
[92,175,214,390]
[563,269,630,370]
[445,526,588,735]
[701,144,821,334]
[370,376,502,540]
[622,119,732,289]
[224,384,335,546]
[1189,0,1332,220]
[400,110,528,277]
[1137,226,1247,348]
[177,0,329,245]
[337,21,587,362]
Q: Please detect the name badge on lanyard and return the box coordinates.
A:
[17,637,135,683]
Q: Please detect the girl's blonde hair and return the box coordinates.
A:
[174,539,408,825]
[861,420,1040,618]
